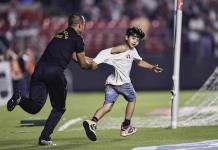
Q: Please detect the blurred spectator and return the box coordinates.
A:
[80,0,100,21]
[0,33,9,54]
[5,48,28,96]
[18,0,35,5]
[22,46,36,75]
[0,0,11,3]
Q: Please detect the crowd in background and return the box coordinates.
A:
[1,0,218,56]
[0,0,218,93]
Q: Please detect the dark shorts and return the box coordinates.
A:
[104,83,136,104]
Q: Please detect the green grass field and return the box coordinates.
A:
[1,91,218,150]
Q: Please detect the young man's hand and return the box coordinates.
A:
[152,64,163,73]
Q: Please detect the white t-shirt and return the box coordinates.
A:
[93,48,142,85]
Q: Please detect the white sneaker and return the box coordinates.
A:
[120,125,137,137]
[83,120,97,141]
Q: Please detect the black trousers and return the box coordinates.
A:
[19,62,67,140]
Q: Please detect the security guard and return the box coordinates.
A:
[7,13,91,146]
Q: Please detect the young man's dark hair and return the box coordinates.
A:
[7,13,92,146]
[126,27,145,39]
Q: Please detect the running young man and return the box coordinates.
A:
[83,27,163,141]
[7,14,92,145]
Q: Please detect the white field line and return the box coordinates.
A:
[132,140,218,150]
[60,115,218,132]
[58,117,83,131]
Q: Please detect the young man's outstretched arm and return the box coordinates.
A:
[136,60,163,73]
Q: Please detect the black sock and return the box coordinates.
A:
[122,119,130,127]
[91,117,99,123]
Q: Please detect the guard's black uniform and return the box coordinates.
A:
[19,27,84,140]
